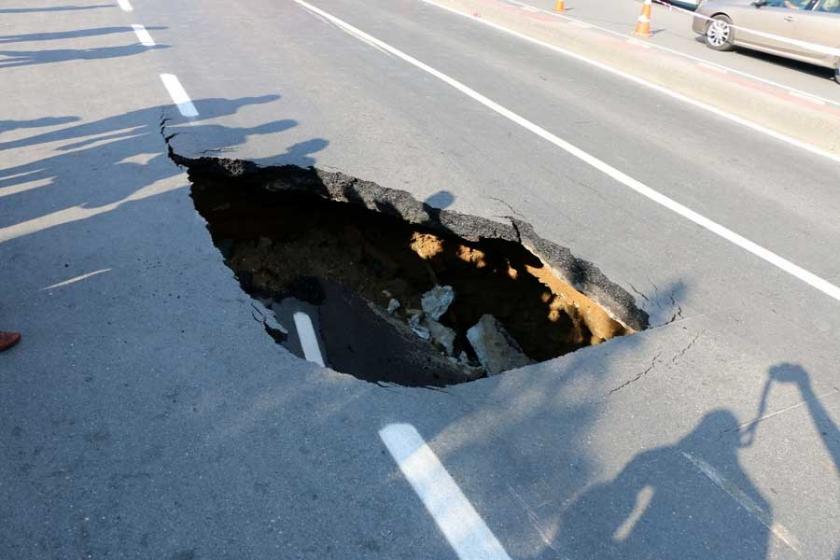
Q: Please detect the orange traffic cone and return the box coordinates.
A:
[554,0,565,12]
[633,0,653,38]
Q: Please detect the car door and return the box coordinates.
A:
[737,0,807,55]
[791,0,840,67]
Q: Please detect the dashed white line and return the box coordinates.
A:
[131,24,155,47]
[117,0,133,12]
[159,73,199,118]
[293,311,325,366]
[294,0,840,304]
[380,424,512,560]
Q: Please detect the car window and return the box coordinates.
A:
[766,0,806,9]
[815,0,840,12]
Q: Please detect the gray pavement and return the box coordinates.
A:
[1,0,839,559]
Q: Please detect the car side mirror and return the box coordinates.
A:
[751,0,767,7]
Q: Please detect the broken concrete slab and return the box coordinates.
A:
[424,317,456,356]
[421,285,455,321]
[466,314,533,375]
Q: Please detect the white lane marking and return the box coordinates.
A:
[159,74,199,118]
[697,61,728,74]
[681,451,801,553]
[502,0,840,110]
[40,269,111,291]
[131,24,155,46]
[117,0,133,12]
[418,0,840,165]
[613,485,654,541]
[788,90,827,106]
[293,0,840,304]
[292,311,325,366]
[380,424,512,560]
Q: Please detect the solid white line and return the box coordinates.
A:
[697,61,728,74]
[131,24,155,47]
[293,0,840,304]
[503,0,840,110]
[41,269,111,291]
[293,311,325,366]
[417,0,840,165]
[159,74,199,118]
[117,0,133,12]
[682,451,801,553]
[788,90,826,106]
[380,424,512,560]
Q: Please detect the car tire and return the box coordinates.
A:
[705,14,734,51]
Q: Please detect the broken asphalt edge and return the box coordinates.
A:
[167,150,650,332]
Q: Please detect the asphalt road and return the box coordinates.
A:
[519,0,840,105]
[1,0,839,559]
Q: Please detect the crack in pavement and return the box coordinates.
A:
[607,332,701,395]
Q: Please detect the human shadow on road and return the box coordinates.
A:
[0,95,327,238]
[0,116,79,134]
[0,5,112,14]
[556,409,773,559]
[759,363,840,476]
[0,26,165,45]
[0,43,168,69]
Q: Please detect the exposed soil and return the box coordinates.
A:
[178,156,647,386]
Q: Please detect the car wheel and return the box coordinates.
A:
[705,15,734,51]
[835,67,840,85]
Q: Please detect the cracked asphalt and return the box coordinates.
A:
[1,0,839,559]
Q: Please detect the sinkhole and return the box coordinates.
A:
[178,155,648,386]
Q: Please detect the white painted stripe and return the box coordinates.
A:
[41,269,111,290]
[697,61,728,74]
[293,311,325,366]
[131,24,155,46]
[293,0,840,304]
[117,0,133,12]
[380,424,512,560]
[159,74,199,118]
[416,0,840,165]
[788,90,827,106]
[502,0,840,110]
[682,451,801,553]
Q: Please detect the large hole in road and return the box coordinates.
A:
[177,155,648,386]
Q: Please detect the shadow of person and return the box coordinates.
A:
[557,410,773,559]
[0,95,327,239]
[765,363,839,475]
[0,5,113,14]
[0,44,169,69]
[760,364,840,560]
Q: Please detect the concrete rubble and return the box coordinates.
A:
[466,314,533,375]
[423,317,457,356]
[420,285,455,321]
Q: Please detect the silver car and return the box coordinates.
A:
[693,0,840,83]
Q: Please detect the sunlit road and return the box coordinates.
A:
[1,0,839,559]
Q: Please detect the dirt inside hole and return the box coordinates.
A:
[187,164,640,386]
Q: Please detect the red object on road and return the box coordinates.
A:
[0,331,21,352]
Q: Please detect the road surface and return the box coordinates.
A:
[1,0,839,559]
